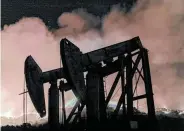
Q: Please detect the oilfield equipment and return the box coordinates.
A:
[23,36,159,131]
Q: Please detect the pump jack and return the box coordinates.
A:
[24,36,159,131]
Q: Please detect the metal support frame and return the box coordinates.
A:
[120,56,126,117]
[58,80,86,129]
[61,90,66,125]
[126,52,133,119]
[59,80,67,125]
[86,71,106,130]
[66,101,81,124]
[48,80,60,131]
[141,49,156,118]
[58,48,157,130]
[71,104,85,125]
[103,49,157,129]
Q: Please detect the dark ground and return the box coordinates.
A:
[1,113,184,131]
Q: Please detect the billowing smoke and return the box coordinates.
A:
[1,0,184,124]
[1,17,60,119]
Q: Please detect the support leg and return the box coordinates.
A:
[126,53,133,119]
[48,81,60,131]
[141,49,159,131]
[86,72,106,131]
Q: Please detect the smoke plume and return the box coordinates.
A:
[1,0,184,124]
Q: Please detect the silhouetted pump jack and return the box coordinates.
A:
[24,36,159,131]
